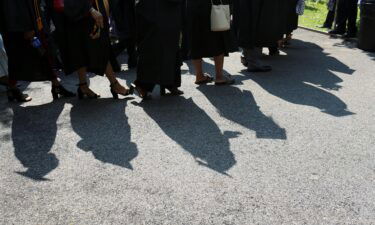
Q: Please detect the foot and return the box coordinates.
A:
[195,74,214,85]
[343,32,357,39]
[215,75,235,86]
[7,87,32,102]
[77,83,100,99]
[111,81,132,96]
[161,87,184,96]
[131,83,150,100]
[329,29,345,36]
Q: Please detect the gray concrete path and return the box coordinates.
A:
[1,29,375,224]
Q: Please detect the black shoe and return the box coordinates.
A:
[110,81,134,99]
[343,32,357,39]
[329,29,345,36]
[247,65,272,73]
[318,24,332,29]
[160,86,184,96]
[7,87,32,102]
[77,83,100,99]
[269,47,280,56]
[51,85,76,100]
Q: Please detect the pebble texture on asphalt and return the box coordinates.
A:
[1,29,375,224]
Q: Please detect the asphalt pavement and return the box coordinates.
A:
[1,29,375,224]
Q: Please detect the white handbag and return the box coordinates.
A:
[210,0,231,32]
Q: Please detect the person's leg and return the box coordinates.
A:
[104,62,131,97]
[324,10,336,28]
[193,59,205,82]
[77,67,99,98]
[330,0,348,34]
[346,0,358,36]
[213,54,224,81]
[245,47,272,72]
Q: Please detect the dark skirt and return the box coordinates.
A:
[187,0,236,59]
[135,0,182,89]
[2,32,52,82]
[285,0,299,34]
[53,4,119,75]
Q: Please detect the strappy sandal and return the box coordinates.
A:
[195,74,214,85]
[131,83,151,100]
[110,81,134,99]
[215,76,235,86]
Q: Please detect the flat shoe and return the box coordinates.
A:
[195,74,214,85]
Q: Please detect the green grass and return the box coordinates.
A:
[299,0,330,32]
[299,0,361,32]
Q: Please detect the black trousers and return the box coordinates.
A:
[324,2,336,28]
[335,0,358,33]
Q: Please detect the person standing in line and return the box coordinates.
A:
[132,0,184,99]
[0,0,75,102]
[52,0,133,99]
[187,0,235,85]
[233,0,281,72]
[110,0,138,69]
[321,0,337,29]
[329,0,358,38]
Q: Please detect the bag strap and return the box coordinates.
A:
[33,0,43,31]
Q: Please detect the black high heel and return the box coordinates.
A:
[51,85,76,100]
[131,83,151,100]
[77,83,100,99]
[160,86,184,96]
[110,81,134,99]
[7,87,32,102]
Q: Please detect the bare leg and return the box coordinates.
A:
[213,54,224,81]
[192,59,205,82]
[77,67,98,96]
[104,62,129,95]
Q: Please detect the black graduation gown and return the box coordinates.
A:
[135,0,182,88]
[233,0,283,48]
[52,0,119,75]
[187,0,235,59]
[0,0,53,81]
[110,0,136,42]
[285,0,299,35]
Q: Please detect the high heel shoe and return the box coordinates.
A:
[51,84,76,100]
[7,87,32,102]
[77,83,100,99]
[110,81,134,99]
[160,86,184,96]
[131,83,151,100]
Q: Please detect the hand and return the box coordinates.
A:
[90,8,104,29]
[24,31,35,40]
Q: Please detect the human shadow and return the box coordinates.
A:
[11,101,65,181]
[70,98,138,169]
[138,97,237,175]
[197,85,286,140]
[244,39,355,117]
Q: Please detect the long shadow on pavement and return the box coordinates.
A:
[197,85,286,140]
[10,101,65,181]
[70,98,138,170]
[138,97,237,175]
[241,39,355,117]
